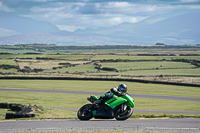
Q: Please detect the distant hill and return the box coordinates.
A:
[74,11,200,45]
[0,14,59,37]
[0,11,199,45]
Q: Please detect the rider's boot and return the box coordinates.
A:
[92,99,101,109]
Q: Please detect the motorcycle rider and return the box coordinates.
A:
[90,83,128,108]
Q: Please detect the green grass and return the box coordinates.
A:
[99,61,195,70]
[172,56,200,61]
[0,59,17,66]
[92,55,200,61]
[0,54,41,59]
[0,54,92,60]
[46,54,92,60]
[134,97,200,111]
[1,54,200,61]
[0,59,19,73]
[0,55,199,78]
[0,91,88,108]
[0,91,87,120]
[0,68,19,73]
[47,63,96,73]
[1,91,200,120]
[89,68,200,76]
[46,61,199,76]
[1,91,199,111]
[0,80,200,98]
[92,55,173,60]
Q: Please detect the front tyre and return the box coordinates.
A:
[77,104,93,120]
[114,105,133,121]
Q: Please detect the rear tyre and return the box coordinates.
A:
[114,105,133,121]
[77,104,93,120]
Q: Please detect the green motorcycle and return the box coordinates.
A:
[77,94,135,121]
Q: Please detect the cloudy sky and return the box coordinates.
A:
[0,0,200,32]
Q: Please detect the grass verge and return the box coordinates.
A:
[0,91,199,120]
[0,80,200,98]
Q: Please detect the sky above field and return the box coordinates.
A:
[0,0,200,32]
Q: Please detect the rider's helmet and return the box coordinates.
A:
[118,83,127,93]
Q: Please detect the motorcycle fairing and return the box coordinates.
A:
[105,96,127,109]
[93,104,114,119]
[121,94,135,108]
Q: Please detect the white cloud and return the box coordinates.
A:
[30,5,65,13]
[188,5,200,9]
[26,0,52,2]
[0,28,20,37]
[56,25,85,32]
[25,1,200,31]
[108,16,141,25]
[28,2,170,30]
[0,1,12,12]
[180,0,199,2]
[109,2,131,8]
[96,2,175,16]
[145,18,166,24]
[31,2,85,13]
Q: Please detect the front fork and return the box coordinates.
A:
[120,104,128,115]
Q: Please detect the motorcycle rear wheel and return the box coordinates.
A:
[77,104,93,120]
[114,105,133,121]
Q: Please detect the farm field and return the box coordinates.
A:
[0,52,200,84]
[17,60,90,70]
[0,44,200,120]
[0,54,92,60]
[88,68,200,76]
[0,80,200,120]
[93,54,200,61]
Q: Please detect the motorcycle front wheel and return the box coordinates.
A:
[77,104,93,120]
[114,105,133,121]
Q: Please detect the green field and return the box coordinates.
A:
[92,55,200,61]
[46,61,200,77]
[0,46,199,84]
[1,91,199,111]
[0,60,17,66]
[0,54,92,60]
[1,54,200,61]
[1,44,200,54]
[0,59,19,73]
[98,61,195,70]
[0,53,199,80]
[0,80,199,98]
[89,68,200,76]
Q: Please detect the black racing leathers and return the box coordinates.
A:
[100,87,126,101]
[110,87,126,97]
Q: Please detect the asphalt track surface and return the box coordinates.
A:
[1,88,200,114]
[0,118,200,132]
